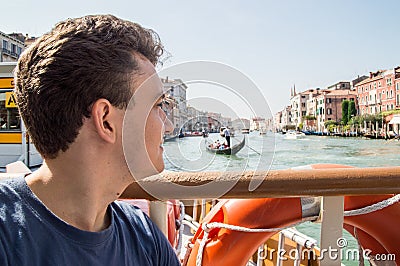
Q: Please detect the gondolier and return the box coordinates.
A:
[223,127,231,147]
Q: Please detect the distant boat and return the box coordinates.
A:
[285,130,306,140]
[206,137,245,155]
[164,134,178,142]
[241,128,250,134]
[184,131,203,137]
[202,131,209,138]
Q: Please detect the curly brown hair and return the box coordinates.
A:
[14,15,164,159]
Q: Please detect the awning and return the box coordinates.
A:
[389,115,400,125]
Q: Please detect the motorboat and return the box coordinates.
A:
[285,130,306,140]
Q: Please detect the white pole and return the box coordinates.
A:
[320,196,344,266]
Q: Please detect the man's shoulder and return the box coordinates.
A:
[0,177,25,202]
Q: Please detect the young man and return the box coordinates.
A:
[0,15,179,265]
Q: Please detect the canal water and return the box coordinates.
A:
[163,132,400,265]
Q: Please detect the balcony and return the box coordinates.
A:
[1,48,19,58]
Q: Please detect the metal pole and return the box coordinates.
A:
[277,233,285,266]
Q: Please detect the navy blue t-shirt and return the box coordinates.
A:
[0,177,180,266]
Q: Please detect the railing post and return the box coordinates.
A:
[277,232,286,266]
[149,201,168,237]
[320,196,344,266]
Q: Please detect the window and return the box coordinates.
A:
[374,82,376,89]
[0,92,21,131]
[397,94,400,106]
[387,78,392,86]
[2,40,8,50]
[17,46,22,55]
[378,81,381,87]
[327,108,332,115]
[326,98,332,103]
[396,83,400,91]
[11,44,16,53]
[390,90,393,98]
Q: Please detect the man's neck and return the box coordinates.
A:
[25,160,128,232]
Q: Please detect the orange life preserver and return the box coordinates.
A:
[167,199,182,248]
[120,199,182,249]
[185,197,304,265]
[185,164,400,266]
[344,195,400,264]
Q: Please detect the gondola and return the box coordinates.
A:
[206,137,245,155]
[163,134,179,142]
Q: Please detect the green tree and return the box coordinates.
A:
[342,100,349,125]
[348,100,357,122]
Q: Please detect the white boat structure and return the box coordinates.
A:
[285,130,306,140]
[0,63,43,170]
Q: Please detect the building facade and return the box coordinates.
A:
[162,77,188,132]
[355,67,399,115]
[0,31,25,62]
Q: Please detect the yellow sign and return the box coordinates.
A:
[0,78,14,89]
[5,92,17,108]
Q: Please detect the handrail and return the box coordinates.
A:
[120,166,400,200]
[1,166,399,199]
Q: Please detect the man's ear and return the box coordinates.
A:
[91,99,117,144]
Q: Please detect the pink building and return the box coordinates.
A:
[396,68,400,108]
[355,67,400,115]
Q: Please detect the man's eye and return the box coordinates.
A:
[156,101,168,113]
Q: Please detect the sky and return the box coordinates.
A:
[2,0,400,119]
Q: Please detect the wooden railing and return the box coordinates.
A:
[121,167,400,200]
